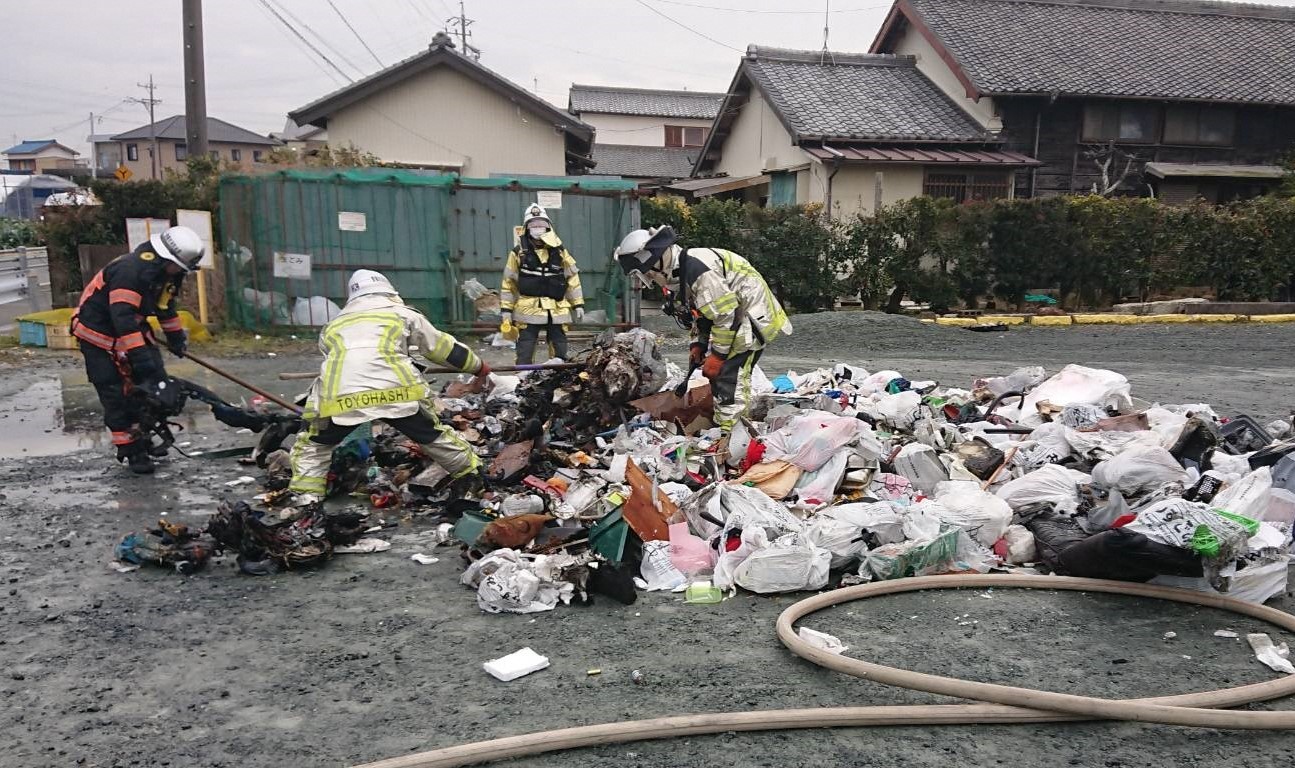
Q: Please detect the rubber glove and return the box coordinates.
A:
[574,306,584,323]
[688,342,705,367]
[500,313,519,341]
[702,352,725,380]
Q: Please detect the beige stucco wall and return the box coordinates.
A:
[824,164,926,218]
[116,139,272,179]
[713,87,809,178]
[892,27,999,131]
[325,66,567,175]
[580,113,713,147]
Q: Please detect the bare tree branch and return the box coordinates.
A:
[1081,141,1145,197]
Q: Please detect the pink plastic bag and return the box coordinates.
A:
[668,522,715,575]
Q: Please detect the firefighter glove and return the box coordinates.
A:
[702,352,725,380]
[688,342,705,367]
[165,329,188,357]
[499,314,519,341]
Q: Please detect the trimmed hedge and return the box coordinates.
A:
[642,194,1295,311]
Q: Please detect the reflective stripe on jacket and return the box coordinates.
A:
[500,232,583,325]
[304,294,482,425]
[681,247,792,358]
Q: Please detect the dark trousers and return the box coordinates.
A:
[307,410,444,447]
[80,343,161,450]
[516,322,568,364]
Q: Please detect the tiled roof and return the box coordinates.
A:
[896,0,1295,105]
[2,139,75,156]
[569,84,724,119]
[744,47,989,142]
[590,144,699,178]
[110,116,280,145]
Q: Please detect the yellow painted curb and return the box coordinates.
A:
[934,317,978,327]
[1029,315,1073,326]
[919,318,936,324]
[1139,314,1196,323]
[978,315,1027,325]
[1071,314,1140,325]
[1250,313,1295,323]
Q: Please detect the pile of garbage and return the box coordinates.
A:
[115,329,1295,612]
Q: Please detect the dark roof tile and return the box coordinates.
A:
[744,47,989,141]
[590,144,698,178]
[110,116,280,145]
[902,0,1295,105]
[570,85,724,119]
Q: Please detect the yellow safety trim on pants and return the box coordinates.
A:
[288,420,329,493]
[317,383,429,418]
[288,475,327,494]
[431,421,481,479]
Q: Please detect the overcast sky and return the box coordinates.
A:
[4,0,1294,157]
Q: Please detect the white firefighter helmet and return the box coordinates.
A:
[614,226,678,280]
[347,269,398,300]
[150,226,205,272]
[522,203,551,229]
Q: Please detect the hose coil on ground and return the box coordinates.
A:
[353,576,1295,768]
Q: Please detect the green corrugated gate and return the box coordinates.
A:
[219,169,639,329]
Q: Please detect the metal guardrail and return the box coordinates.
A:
[0,246,53,331]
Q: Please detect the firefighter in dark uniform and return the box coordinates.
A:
[499,203,584,364]
[71,226,205,474]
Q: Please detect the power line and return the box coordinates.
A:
[327,0,385,69]
[255,0,355,83]
[264,0,366,78]
[651,0,887,12]
[632,0,743,52]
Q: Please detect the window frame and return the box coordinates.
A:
[1163,104,1236,147]
[175,143,188,161]
[665,125,708,148]
[922,170,1012,203]
[126,143,139,161]
[252,150,264,162]
[1081,102,1159,144]
[230,148,242,162]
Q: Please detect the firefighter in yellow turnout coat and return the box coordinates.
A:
[615,226,791,430]
[499,204,584,364]
[288,269,490,503]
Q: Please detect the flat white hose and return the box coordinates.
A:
[352,576,1295,768]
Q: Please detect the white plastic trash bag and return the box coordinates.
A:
[892,443,949,494]
[805,515,868,569]
[763,411,883,471]
[1007,365,1132,428]
[290,296,342,326]
[1212,467,1273,521]
[877,391,922,432]
[733,535,831,594]
[819,502,906,545]
[996,464,1091,514]
[1091,445,1186,495]
[932,481,1013,546]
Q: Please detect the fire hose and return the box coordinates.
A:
[350,575,1295,768]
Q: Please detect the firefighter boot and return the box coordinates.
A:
[117,443,155,475]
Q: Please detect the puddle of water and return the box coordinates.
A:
[0,379,107,458]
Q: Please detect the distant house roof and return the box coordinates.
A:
[569,84,725,119]
[272,118,327,142]
[696,45,989,174]
[290,32,593,146]
[110,116,280,145]
[590,144,699,179]
[872,0,1295,106]
[3,139,78,156]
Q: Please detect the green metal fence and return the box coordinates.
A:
[219,169,639,330]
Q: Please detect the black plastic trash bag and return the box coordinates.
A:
[1057,528,1203,582]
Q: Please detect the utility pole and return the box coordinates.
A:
[820,0,835,65]
[88,112,96,179]
[131,75,161,180]
[446,1,481,60]
[183,0,209,160]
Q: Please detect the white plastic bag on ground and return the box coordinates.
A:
[1212,467,1273,521]
[750,365,775,395]
[290,296,342,326]
[797,627,848,654]
[805,515,868,569]
[1013,422,1073,469]
[1150,555,1290,604]
[682,482,803,542]
[763,411,883,470]
[996,464,1091,514]
[977,366,1047,397]
[1145,407,1190,450]
[932,481,1013,546]
[640,540,687,591]
[1000,524,1037,564]
[877,391,922,432]
[460,278,490,300]
[1091,445,1186,495]
[819,502,906,545]
[861,370,903,394]
[793,446,851,506]
[733,535,831,594]
[1006,365,1132,428]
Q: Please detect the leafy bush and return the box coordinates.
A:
[0,218,41,248]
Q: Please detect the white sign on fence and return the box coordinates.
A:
[125,218,172,251]
[338,211,367,232]
[536,191,562,209]
[176,209,215,269]
[272,251,312,280]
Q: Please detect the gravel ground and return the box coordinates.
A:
[1,320,1294,768]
